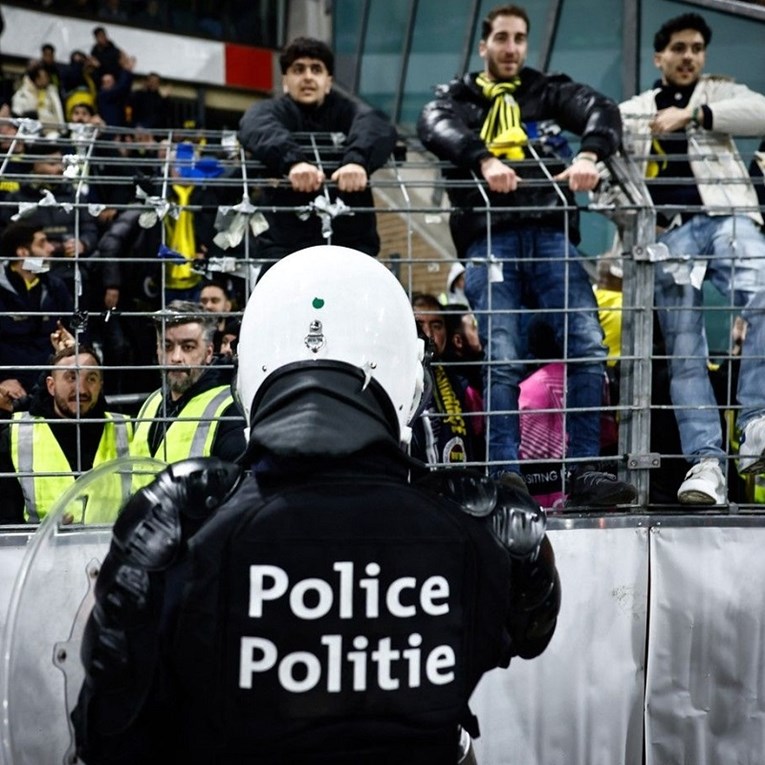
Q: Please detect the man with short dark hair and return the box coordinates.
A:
[128,71,169,129]
[90,26,122,80]
[618,12,765,504]
[238,36,397,270]
[418,4,636,507]
[40,43,61,91]
[0,221,74,397]
[0,344,131,523]
[1,139,100,306]
[130,300,246,463]
[199,277,234,330]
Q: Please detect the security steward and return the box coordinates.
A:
[130,300,246,463]
[73,247,561,764]
[0,345,131,524]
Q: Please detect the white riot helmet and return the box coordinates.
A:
[237,245,425,445]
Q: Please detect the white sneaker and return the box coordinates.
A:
[739,416,765,475]
[677,459,726,505]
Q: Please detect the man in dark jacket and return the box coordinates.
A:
[417,4,635,508]
[0,221,74,396]
[128,71,169,129]
[73,245,560,765]
[1,139,100,308]
[238,37,397,272]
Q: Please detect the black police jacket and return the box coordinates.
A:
[417,68,622,255]
[74,367,559,764]
[176,463,516,763]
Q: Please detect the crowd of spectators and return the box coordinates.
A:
[9,0,278,46]
[0,7,764,524]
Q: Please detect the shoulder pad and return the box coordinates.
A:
[111,457,243,571]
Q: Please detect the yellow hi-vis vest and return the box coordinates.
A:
[130,385,234,463]
[10,411,132,523]
[730,412,765,504]
[754,475,765,504]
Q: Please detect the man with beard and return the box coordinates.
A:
[443,303,486,462]
[130,300,246,463]
[418,4,636,507]
[410,293,479,467]
[618,12,765,505]
[0,345,131,524]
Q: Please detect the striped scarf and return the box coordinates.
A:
[476,73,527,160]
[164,184,201,289]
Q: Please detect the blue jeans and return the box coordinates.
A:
[464,228,607,475]
[655,214,765,462]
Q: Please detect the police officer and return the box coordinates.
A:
[130,300,245,463]
[73,246,561,764]
[0,345,131,524]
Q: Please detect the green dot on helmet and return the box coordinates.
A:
[312,297,325,309]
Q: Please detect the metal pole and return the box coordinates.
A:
[392,0,419,124]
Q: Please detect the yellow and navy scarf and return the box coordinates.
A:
[646,137,667,179]
[476,73,527,160]
[432,365,466,438]
[164,184,202,290]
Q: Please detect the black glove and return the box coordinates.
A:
[490,481,547,559]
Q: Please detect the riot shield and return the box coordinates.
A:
[0,457,166,765]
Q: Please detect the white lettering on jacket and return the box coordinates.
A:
[240,561,456,693]
[248,561,449,620]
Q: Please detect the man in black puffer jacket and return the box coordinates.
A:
[238,37,397,273]
[417,4,635,509]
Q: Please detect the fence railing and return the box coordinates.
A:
[0,118,762,513]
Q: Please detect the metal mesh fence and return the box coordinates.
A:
[0,115,763,516]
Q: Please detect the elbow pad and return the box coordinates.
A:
[490,482,547,559]
[414,467,498,518]
[506,536,561,659]
[417,466,547,557]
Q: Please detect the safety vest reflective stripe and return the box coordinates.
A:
[111,413,132,500]
[11,411,132,523]
[131,385,233,463]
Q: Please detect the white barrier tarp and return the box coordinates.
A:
[646,526,765,765]
[472,526,649,765]
[9,518,765,763]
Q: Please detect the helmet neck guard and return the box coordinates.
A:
[244,362,402,462]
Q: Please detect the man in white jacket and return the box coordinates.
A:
[11,62,65,135]
[619,12,765,505]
